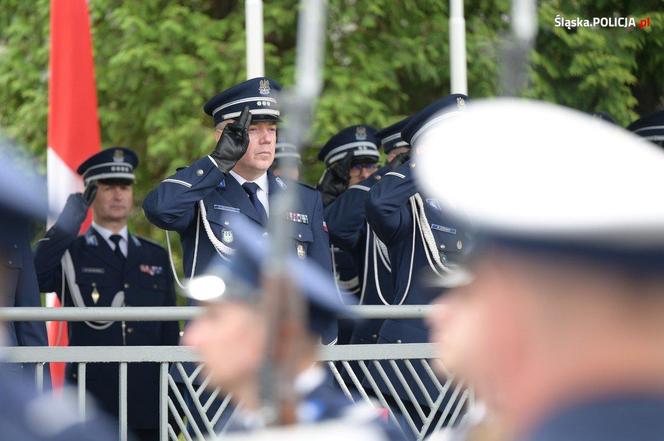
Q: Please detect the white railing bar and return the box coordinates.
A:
[2,343,437,363]
[0,305,432,321]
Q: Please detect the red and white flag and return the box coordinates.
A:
[47,0,101,388]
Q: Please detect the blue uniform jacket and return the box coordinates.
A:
[1,225,49,378]
[142,156,332,279]
[325,166,394,345]
[33,195,180,430]
[366,161,468,407]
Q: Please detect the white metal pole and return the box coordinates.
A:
[449,0,468,94]
[245,0,265,79]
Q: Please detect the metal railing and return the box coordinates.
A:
[1,305,468,441]
[0,305,432,321]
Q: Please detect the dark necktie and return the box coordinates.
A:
[242,182,268,225]
[109,234,125,262]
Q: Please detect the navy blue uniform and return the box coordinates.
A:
[523,395,664,441]
[143,157,332,279]
[326,166,394,345]
[366,161,468,419]
[33,194,180,433]
[2,225,49,379]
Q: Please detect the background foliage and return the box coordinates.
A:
[1,0,663,243]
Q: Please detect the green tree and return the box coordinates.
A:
[1,0,662,246]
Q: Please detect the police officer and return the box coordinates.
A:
[182,218,405,441]
[34,147,180,441]
[365,96,471,433]
[628,109,664,148]
[324,120,411,346]
[0,137,116,441]
[317,125,382,343]
[421,98,664,441]
[271,136,301,181]
[143,77,332,282]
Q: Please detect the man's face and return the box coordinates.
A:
[91,182,133,224]
[348,161,378,186]
[217,120,277,176]
[183,301,267,390]
[427,256,522,407]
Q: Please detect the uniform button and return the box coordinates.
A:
[196,169,204,176]
[72,373,77,379]
[224,221,229,226]
[372,334,377,339]
[153,284,158,289]
[439,244,446,250]
[13,244,18,249]
[396,339,402,344]
[7,261,12,265]
[124,283,130,289]
[297,233,302,239]
[127,328,133,333]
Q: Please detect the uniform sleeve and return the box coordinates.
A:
[12,235,48,347]
[366,161,417,246]
[158,249,181,346]
[325,184,370,252]
[308,191,333,273]
[142,156,225,233]
[33,194,88,294]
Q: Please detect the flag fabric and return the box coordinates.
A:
[47,0,102,388]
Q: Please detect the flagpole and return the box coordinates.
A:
[449,0,468,94]
[245,0,265,79]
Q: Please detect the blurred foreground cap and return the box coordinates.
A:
[414,98,664,271]
[376,117,411,154]
[628,109,664,149]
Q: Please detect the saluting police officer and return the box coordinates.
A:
[317,125,382,343]
[0,137,118,441]
[143,77,332,281]
[34,147,180,441]
[366,95,471,433]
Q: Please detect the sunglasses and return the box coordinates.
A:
[351,162,379,172]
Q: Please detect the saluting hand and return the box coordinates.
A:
[210,106,252,173]
[82,181,98,207]
[317,152,354,206]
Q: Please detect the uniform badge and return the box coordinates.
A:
[113,149,125,162]
[456,96,466,108]
[91,283,100,304]
[85,233,98,246]
[222,229,234,244]
[296,243,306,259]
[275,176,287,189]
[457,240,464,250]
[259,79,271,95]
[140,264,163,276]
[355,126,367,141]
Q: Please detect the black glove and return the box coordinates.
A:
[388,151,411,170]
[210,106,252,172]
[82,181,97,207]
[317,153,354,206]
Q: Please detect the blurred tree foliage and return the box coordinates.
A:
[0,0,663,246]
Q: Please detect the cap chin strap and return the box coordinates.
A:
[61,250,124,330]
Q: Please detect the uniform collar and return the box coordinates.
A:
[91,221,128,243]
[229,170,269,194]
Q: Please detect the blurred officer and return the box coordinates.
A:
[271,136,301,181]
[317,125,381,343]
[183,218,405,441]
[420,99,664,441]
[628,109,664,149]
[34,147,180,441]
[0,137,116,441]
[325,119,411,346]
[365,96,471,432]
[143,77,331,281]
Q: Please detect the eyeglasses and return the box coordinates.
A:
[351,163,379,172]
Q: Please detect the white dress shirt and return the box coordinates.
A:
[229,170,270,216]
[92,222,128,257]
